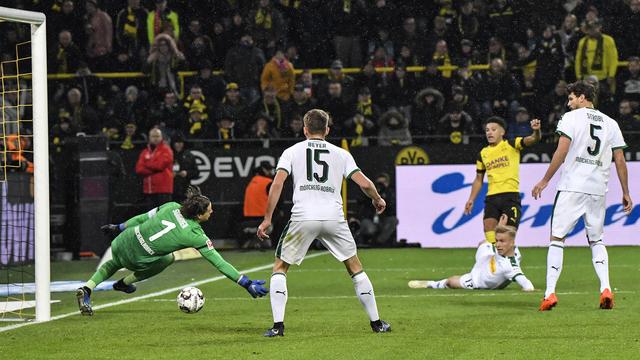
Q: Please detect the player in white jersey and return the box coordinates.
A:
[256,109,391,336]
[532,81,633,311]
[408,215,534,291]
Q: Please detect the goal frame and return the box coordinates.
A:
[0,6,50,322]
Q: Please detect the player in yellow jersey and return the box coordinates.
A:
[464,116,541,244]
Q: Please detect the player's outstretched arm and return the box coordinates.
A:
[465,172,484,215]
[613,149,633,214]
[257,169,288,240]
[350,171,386,214]
[513,274,535,292]
[532,136,571,199]
[523,119,542,146]
[198,246,268,298]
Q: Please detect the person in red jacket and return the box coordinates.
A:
[135,128,174,209]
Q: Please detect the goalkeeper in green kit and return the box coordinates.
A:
[76,186,268,316]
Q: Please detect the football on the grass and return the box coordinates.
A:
[177,287,205,313]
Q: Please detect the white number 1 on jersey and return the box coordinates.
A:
[149,220,176,242]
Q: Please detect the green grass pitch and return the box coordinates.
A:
[1,247,640,359]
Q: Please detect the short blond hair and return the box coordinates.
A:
[495,224,516,240]
[303,109,330,134]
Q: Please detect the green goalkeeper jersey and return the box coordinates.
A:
[111,202,241,282]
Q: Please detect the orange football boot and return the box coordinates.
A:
[599,288,614,309]
[539,293,558,311]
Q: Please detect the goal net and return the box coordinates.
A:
[0,6,49,323]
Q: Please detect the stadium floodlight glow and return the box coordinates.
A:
[0,6,50,322]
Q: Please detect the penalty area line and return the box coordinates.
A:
[0,251,329,333]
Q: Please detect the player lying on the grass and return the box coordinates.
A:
[408,215,534,291]
[464,116,541,245]
[76,186,268,316]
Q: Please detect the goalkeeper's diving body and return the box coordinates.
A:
[408,215,534,291]
[76,186,268,316]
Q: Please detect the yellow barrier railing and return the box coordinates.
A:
[46,61,630,98]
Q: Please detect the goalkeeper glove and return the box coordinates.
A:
[237,275,268,298]
[101,223,125,237]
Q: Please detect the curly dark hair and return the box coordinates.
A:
[567,80,597,102]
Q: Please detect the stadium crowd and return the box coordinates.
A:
[1,0,640,149]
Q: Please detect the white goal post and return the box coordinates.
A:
[0,6,50,322]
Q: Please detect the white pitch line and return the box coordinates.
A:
[140,290,636,302]
[0,252,329,333]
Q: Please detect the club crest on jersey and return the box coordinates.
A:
[206,238,214,250]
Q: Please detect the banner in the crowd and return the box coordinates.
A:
[396,163,639,247]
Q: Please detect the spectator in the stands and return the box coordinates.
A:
[487,0,515,46]
[516,24,565,99]
[430,40,453,78]
[344,112,376,147]
[135,127,174,209]
[378,109,412,146]
[425,16,455,61]
[411,87,445,138]
[246,113,279,142]
[616,56,640,104]
[248,0,285,56]
[508,107,533,139]
[475,58,521,118]
[328,0,367,68]
[112,85,147,131]
[84,0,112,71]
[51,115,77,154]
[355,60,382,101]
[218,83,249,129]
[385,62,419,109]
[437,104,475,145]
[211,21,233,69]
[319,81,351,134]
[214,115,238,149]
[455,39,482,66]
[486,37,509,64]
[49,0,84,49]
[184,32,215,71]
[394,17,422,61]
[183,85,210,121]
[318,59,356,102]
[49,30,84,73]
[558,14,580,80]
[144,34,185,97]
[279,114,305,142]
[613,0,640,60]
[618,100,640,143]
[119,123,147,151]
[227,12,248,44]
[224,33,266,104]
[540,80,568,131]
[456,0,480,43]
[371,46,395,71]
[450,84,480,128]
[147,0,180,45]
[171,134,199,203]
[62,87,99,134]
[396,44,421,70]
[261,49,295,101]
[290,83,316,118]
[115,0,148,70]
[192,60,226,106]
[150,91,181,134]
[252,85,290,131]
[368,29,395,60]
[355,87,381,124]
[183,104,210,140]
[575,18,619,95]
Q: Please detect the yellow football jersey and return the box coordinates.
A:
[476,138,526,196]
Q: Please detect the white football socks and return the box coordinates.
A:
[545,240,565,299]
[352,272,380,322]
[428,279,448,289]
[270,272,288,323]
[590,241,611,293]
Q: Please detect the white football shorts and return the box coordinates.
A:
[551,191,606,241]
[275,220,357,265]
